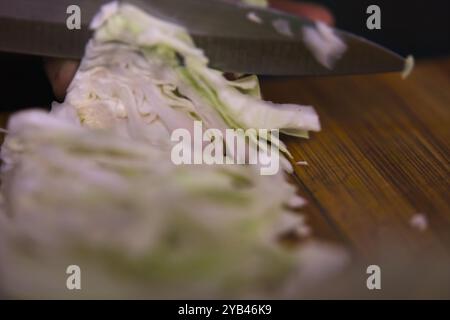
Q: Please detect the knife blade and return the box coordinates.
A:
[0,0,405,76]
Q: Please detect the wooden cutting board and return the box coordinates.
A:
[0,58,449,277]
[262,57,450,261]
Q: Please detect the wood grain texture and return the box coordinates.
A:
[262,58,450,259]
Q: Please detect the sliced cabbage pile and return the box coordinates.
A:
[0,111,312,298]
[54,2,320,167]
[0,2,345,298]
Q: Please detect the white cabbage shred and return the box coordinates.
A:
[247,11,263,24]
[0,2,346,298]
[272,19,294,37]
[302,21,347,69]
[409,213,428,232]
[402,55,415,79]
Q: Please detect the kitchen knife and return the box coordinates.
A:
[0,0,406,76]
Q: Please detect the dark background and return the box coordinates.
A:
[1,0,449,111]
[315,0,450,58]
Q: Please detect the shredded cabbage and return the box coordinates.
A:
[0,2,346,299]
[247,11,264,24]
[0,110,316,298]
[302,21,347,69]
[402,55,415,79]
[272,19,295,37]
[52,2,320,166]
